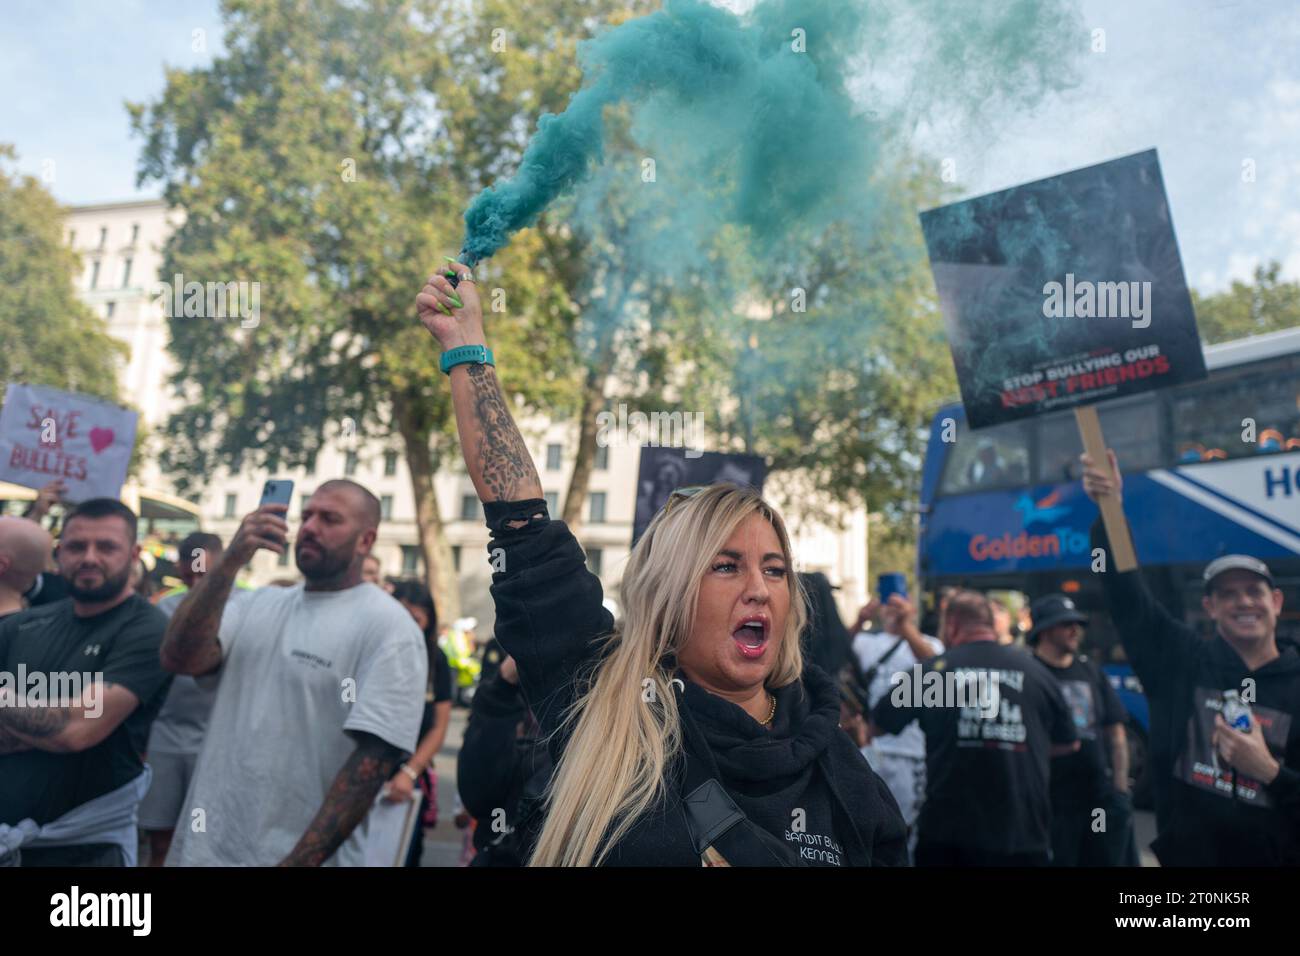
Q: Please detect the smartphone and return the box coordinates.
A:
[878,572,908,605]
[259,479,295,508]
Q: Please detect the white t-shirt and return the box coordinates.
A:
[853,629,944,761]
[166,582,427,867]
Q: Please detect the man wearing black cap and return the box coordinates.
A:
[1029,594,1131,865]
[1083,450,1300,866]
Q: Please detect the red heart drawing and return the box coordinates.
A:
[89,427,115,454]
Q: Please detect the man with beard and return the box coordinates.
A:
[0,498,171,866]
[161,480,427,866]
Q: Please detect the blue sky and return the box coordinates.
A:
[3,0,1297,294]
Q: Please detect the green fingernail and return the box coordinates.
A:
[437,302,451,315]
[443,256,460,264]
[449,295,463,308]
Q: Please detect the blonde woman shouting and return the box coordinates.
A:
[417,262,906,867]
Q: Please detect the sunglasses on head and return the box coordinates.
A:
[665,486,706,512]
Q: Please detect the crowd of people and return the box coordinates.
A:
[0,264,1294,867]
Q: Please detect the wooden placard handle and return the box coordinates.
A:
[1074,405,1138,572]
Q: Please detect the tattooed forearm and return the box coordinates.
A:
[0,703,73,740]
[161,560,238,675]
[279,734,403,867]
[463,363,543,502]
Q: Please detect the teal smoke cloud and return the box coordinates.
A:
[457,0,1081,268]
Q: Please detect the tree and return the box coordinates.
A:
[1192,262,1300,345]
[0,144,127,402]
[129,0,583,615]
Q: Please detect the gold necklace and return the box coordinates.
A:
[758,690,776,726]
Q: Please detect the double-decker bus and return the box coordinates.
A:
[917,327,1300,802]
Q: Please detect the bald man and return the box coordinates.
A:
[159,479,426,866]
[0,516,54,620]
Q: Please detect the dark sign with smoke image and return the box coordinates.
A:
[921,150,1206,429]
[632,447,767,546]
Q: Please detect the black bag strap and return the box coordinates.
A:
[860,636,907,693]
[675,689,801,867]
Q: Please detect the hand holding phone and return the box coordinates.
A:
[225,480,294,567]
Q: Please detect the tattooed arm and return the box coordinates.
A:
[416,262,544,504]
[0,681,139,753]
[162,504,287,676]
[279,732,404,866]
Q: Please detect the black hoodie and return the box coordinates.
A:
[1092,520,1300,865]
[483,499,908,867]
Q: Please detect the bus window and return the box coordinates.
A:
[939,420,1030,494]
[1168,357,1300,464]
[1035,397,1162,483]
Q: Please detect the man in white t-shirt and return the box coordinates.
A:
[160,480,427,866]
[852,594,942,860]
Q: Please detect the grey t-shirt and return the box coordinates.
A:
[146,590,247,755]
[165,582,427,867]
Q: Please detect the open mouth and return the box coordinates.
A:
[732,619,769,660]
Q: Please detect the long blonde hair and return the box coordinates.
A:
[529,483,806,866]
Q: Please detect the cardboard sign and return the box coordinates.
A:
[632,448,766,545]
[920,149,1206,430]
[0,384,137,502]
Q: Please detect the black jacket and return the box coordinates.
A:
[484,499,908,866]
[1092,520,1300,865]
[457,671,550,866]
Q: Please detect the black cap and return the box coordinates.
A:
[1028,593,1088,643]
[1202,555,1275,593]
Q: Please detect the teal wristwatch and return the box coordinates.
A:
[439,345,495,375]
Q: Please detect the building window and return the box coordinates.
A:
[594,443,609,470]
[546,443,562,471]
[97,226,107,248]
[586,547,603,577]
[89,261,100,290]
[380,495,393,520]
[401,545,422,576]
[460,494,480,520]
[130,223,139,244]
[589,492,606,524]
[304,457,315,476]
[121,258,133,288]
[223,493,237,518]
[452,545,461,572]
[105,301,115,319]
[344,451,358,476]
[384,451,397,476]
[543,491,559,515]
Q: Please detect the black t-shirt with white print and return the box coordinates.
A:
[872,639,1077,857]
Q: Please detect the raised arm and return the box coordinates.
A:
[416,261,543,505]
[416,262,610,745]
[1081,450,1193,695]
[160,503,287,675]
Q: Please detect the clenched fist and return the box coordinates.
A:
[416,260,486,352]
